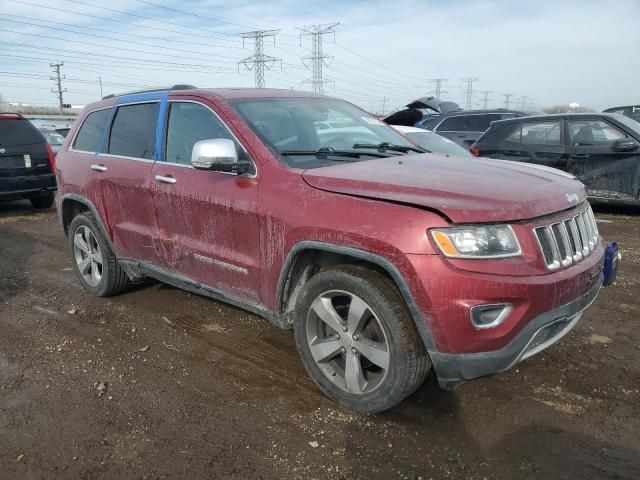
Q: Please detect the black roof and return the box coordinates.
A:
[491,112,621,124]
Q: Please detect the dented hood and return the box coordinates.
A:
[302,155,587,223]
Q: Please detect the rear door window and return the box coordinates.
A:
[435,116,466,132]
[506,120,562,145]
[73,108,111,152]
[0,117,44,147]
[108,103,159,159]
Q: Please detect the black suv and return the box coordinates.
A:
[471,113,640,203]
[419,109,528,149]
[0,113,57,209]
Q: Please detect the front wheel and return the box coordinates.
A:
[294,265,430,413]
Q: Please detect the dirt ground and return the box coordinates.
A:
[0,200,639,480]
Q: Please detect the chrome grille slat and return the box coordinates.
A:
[534,206,598,270]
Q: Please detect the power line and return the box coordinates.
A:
[0,11,246,51]
[6,0,242,44]
[50,62,66,113]
[461,77,480,109]
[334,43,424,83]
[299,23,338,95]
[0,26,240,65]
[131,0,256,30]
[64,0,243,39]
[238,30,281,88]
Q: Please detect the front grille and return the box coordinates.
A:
[534,205,599,270]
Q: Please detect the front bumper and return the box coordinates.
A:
[431,275,602,388]
[0,173,56,201]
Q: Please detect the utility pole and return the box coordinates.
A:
[502,93,513,109]
[238,30,281,88]
[480,90,492,109]
[381,96,388,116]
[50,62,67,114]
[461,77,480,109]
[97,76,103,98]
[299,23,339,94]
[428,78,448,99]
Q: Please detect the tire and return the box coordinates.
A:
[30,194,54,209]
[68,212,131,296]
[294,265,430,413]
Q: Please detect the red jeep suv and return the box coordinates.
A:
[55,86,605,412]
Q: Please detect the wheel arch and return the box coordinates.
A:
[60,194,118,255]
[276,241,436,352]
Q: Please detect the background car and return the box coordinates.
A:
[55,127,71,138]
[470,112,640,203]
[391,125,472,157]
[384,97,461,128]
[419,109,529,149]
[0,112,57,209]
[604,104,640,124]
[38,128,66,155]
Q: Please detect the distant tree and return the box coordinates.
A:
[543,105,595,114]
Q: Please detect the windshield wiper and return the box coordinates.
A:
[281,147,391,159]
[352,142,426,154]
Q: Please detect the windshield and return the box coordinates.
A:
[405,131,472,157]
[40,131,65,146]
[230,97,416,168]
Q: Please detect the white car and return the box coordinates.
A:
[391,125,472,157]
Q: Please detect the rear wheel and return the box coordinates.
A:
[294,265,430,413]
[68,213,131,296]
[30,194,53,209]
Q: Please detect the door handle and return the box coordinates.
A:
[155,174,177,184]
[503,150,520,155]
[90,164,107,172]
[569,154,590,159]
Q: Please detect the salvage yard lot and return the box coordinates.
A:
[1,201,639,479]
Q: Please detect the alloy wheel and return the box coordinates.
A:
[305,290,390,395]
[72,225,103,287]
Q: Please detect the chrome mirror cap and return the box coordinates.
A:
[191,138,238,170]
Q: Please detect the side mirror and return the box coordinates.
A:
[612,138,640,152]
[191,138,252,175]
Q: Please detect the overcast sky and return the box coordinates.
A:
[0,0,638,112]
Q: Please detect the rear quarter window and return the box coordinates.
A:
[73,109,111,153]
[0,118,45,147]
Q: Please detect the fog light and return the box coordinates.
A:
[470,303,512,329]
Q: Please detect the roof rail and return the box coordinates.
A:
[102,84,197,100]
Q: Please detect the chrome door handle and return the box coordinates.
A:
[155,175,176,184]
[90,164,107,172]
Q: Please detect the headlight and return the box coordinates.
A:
[430,225,521,259]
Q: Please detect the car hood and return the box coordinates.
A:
[301,155,587,223]
[405,97,461,113]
